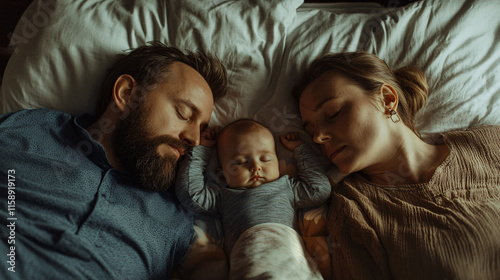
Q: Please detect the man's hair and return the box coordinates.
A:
[95,41,227,117]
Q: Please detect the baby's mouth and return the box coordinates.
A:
[250,175,263,181]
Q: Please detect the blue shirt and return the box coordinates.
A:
[0,109,193,279]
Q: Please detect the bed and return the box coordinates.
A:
[2,0,499,279]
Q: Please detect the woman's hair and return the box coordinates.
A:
[292,52,428,134]
[95,41,227,117]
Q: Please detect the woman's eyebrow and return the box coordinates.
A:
[313,96,336,111]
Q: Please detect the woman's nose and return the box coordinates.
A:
[313,131,331,144]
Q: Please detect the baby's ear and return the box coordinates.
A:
[213,168,228,185]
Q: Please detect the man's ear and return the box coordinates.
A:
[112,74,137,113]
[379,84,399,114]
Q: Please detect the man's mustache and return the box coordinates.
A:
[149,135,191,156]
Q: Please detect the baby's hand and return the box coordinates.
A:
[280,132,305,151]
[200,127,219,148]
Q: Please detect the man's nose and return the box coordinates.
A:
[180,127,200,147]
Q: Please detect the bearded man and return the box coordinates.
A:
[0,41,227,279]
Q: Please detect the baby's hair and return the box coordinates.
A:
[216,119,274,163]
[219,119,268,137]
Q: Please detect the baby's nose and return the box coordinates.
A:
[250,166,262,172]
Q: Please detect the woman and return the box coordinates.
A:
[293,52,500,279]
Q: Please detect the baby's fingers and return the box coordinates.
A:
[211,126,221,138]
[201,128,211,138]
[201,126,219,140]
[285,131,299,140]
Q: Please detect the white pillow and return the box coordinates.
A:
[277,0,500,136]
[1,0,302,119]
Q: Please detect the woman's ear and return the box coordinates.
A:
[112,74,137,113]
[380,84,399,114]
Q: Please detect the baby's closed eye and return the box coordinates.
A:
[260,155,275,163]
[228,157,247,166]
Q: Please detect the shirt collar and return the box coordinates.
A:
[73,114,114,170]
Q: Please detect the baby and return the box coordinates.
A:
[176,119,330,279]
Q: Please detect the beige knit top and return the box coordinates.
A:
[327,125,500,280]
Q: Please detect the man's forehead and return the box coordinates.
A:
[162,63,213,110]
[167,62,206,83]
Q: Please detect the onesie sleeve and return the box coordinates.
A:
[290,143,331,209]
[175,145,220,215]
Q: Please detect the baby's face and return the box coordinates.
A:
[219,129,280,188]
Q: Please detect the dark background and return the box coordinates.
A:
[1,0,34,85]
[0,0,419,86]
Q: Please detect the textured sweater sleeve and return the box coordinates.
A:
[291,143,332,209]
[175,145,219,215]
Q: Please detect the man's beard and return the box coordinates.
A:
[112,102,189,192]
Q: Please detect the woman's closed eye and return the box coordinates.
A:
[327,109,340,120]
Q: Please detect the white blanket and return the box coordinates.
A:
[229,223,322,280]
